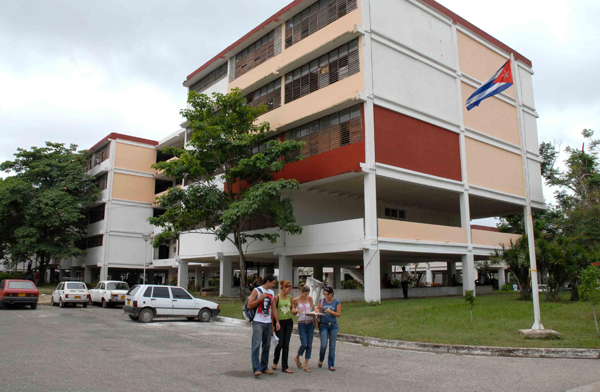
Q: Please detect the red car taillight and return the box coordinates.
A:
[133,301,138,307]
[65,294,69,299]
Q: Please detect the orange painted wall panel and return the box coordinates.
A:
[465,137,525,197]
[114,142,157,173]
[112,173,156,203]
[461,83,520,146]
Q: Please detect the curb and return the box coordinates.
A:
[215,316,600,360]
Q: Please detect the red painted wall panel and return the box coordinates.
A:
[275,141,364,184]
[374,106,462,181]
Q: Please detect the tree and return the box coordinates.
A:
[491,237,531,299]
[149,89,304,299]
[579,266,600,336]
[0,143,100,285]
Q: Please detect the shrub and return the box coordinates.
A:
[499,283,514,292]
[341,279,363,290]
[209,278,220,288]
[169,275,178,286]
[0,271,26,281]
[464,290,476,323]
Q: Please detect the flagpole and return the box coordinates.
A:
[510,54,544,330]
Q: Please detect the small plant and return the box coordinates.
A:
[169,275,178,286]
[499,283,514,292]
[464,290,476,323]
[579,266,600,336]
[341,279,363,290]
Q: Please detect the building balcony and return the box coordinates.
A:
[378,219,467,244]
[471,229,521,248]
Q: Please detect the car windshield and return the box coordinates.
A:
[66,283,86,290]
[107,283,129,290]
[8,281,35,290]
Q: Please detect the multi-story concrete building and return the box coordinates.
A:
[60,133,160,284]
[65,0,542,301]
[161,0,543,302]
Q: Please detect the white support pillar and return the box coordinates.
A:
[259,267,267,279]
[333,267,342,289]
[84,266,92,283]
[425,266,433,285]
[447,262,457,285]
[194,268,199,288]
[220,259,233,297]
[278,256,293,283]
[498,267,506,289]
[99,266,108,281]
[203,270,210,289]
[364,249,381,302]
[292,267,300,287]
[177,257,189,290]
[462,254,476,294]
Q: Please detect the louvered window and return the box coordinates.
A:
[189,63,228,93]
[245,79,282,114]
[285,104,362,158]
[234,29,277,80]
[285,0,358,48]
[284,38,359,104]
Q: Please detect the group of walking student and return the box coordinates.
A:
[247,274,342,377]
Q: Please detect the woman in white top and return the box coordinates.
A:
[292,283,316,373]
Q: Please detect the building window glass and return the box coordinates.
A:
[96,173,108,191]
[245,79,282,114]
[384,208,406,220]
[87,204,105,224]
[285,0,358,48]
[234,29,277,80]
[85,145,110,171]
[78,235,104,250]
[284,104,362,158]
[285,38,359,104]
[189,63,228,94]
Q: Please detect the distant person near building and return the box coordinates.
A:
[401,267,411,299]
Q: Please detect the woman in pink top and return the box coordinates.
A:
[292,283,316,372]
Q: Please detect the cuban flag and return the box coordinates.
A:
[465,60,513,110]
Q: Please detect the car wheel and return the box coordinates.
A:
[0,302,4,310]
[102,299,108,308]
[59,299,65,308]
[198,308,212,322]
[82,302,87,308]
[186,317,196,321]
[50,297,56,307]
[129,315,139,321]
[88,297,94,306]
[139,308,154,323]
[31,303,37,310]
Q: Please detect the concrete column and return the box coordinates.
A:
[194,268,199,288]
[462,253,476,294]
[220,259,233,297]
[84,266,92,283]
[498,267,506,288]
[278,256,293,283]
[447,262,457,285]
[203,270,210,289]
[293,267,300,287]
[147,270,155,285]
[99,266,108,281]
[425,266,433,285]
[177,258,189,289]
[48,268,55,284]
[259,267,267,279]
[333,267,342,289]
[364,249,381,303]
[313,264,324,283]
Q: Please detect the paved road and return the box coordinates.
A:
[0,305,599,392]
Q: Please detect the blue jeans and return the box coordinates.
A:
[319,322,339,368]
[251,321,272,372]
[297,322,315,360]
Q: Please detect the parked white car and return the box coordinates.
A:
[123,285,220,323]
[89,281,130,308]
[51,281,89,308]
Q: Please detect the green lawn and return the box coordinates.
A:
[217,293,600,349]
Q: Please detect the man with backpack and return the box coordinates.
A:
[246,274,280,377]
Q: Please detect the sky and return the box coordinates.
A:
[1,0,599,207]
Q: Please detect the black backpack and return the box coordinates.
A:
[243,287,263,322]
